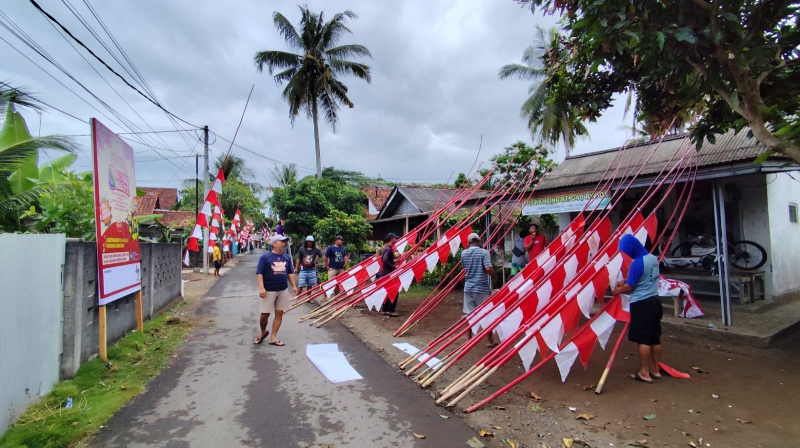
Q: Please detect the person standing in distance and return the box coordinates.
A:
[612,234,663,383]
[296,236,323,294]
[461,233,498,347]
[255,234,298,346]
[325,235,350,286]
[523,223,548,263]
[212,242,223,277]
[378,233,400,317]
[510,229,529,276]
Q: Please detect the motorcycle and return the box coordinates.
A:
[659,234,767,274]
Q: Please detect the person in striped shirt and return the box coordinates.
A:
[461,233,498,347]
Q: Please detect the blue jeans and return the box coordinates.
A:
[298,269,318,287]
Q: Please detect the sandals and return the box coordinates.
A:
[253,331,269,345]
[630,373,654,384]
[269,340,285,346]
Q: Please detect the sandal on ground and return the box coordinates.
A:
[630,373,654,383]
[486,342,499,348]
[651,373,662,379]
[253,331,269,345]
[269,340,285,346]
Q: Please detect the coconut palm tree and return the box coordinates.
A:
[254,6,372,178]
[270,163,298,187]
[499,26,588,157]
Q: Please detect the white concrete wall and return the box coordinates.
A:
[736,174,774,299]
[0,234,66,435]
[766,172,800,297]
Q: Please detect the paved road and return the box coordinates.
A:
[90,250,478,447]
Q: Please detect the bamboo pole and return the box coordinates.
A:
[595,322,630,395]
[98,305,107,361]
[135,290,144,332]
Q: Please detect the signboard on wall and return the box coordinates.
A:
[91,118,141,306]
[523,190,610,215]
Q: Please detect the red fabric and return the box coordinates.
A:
[384,277,401,303]
[216,168,225,182]
[353,267,370,283]
[606,296,630,322]
[187,237,199,252]
[524,234,548,259]
[643,213,658,243]
[591,266,611,302]
[659,363,690,379]
[196,212,208,228]
[458,227,472,248]
[560,300,582,333]
[572,325,598,368]
[206,190,219,206]
[412,259,427,282]
[437,243,451,263]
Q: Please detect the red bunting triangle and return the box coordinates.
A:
[591,266,611,302]
[412,260,427,282]
[560,299,582,333]
[216,168,226,182]
[458,227,472,248]
[353,266,370,283]
[187,237,199,252]
[196,212,208,228]
[206,190,219,207]
[437,242,451,263]
[643,213,658,244]
[572,325,598,368]
[384,277,401,303]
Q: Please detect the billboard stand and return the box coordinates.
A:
[91,118,143,361]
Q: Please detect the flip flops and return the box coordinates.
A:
[269,340,285,346]
[630,372,654,383]
[253,331,269,345]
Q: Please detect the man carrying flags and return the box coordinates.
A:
[255,234,298,346]
[612,234,663,384]
[461,232,498,347]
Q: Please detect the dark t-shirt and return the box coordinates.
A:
[256,251,294,291]
[298,246,323,271]
[381,244,396,275]
[325,245,347,270]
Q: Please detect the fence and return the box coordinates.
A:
[61,242,182,379]
[0,234,66,435]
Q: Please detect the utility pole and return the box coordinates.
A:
[202,125,210,274]
[195,154,199,217]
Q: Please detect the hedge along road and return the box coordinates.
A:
[88,248,479,447]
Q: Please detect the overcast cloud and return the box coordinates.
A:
[1,0,628,190]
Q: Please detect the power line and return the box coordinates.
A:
[27,0,200,129]
[212,132,317,173]
[0,80,88,124]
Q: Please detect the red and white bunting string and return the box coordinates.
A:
[186,168,227,252]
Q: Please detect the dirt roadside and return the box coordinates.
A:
[336,291,800,448]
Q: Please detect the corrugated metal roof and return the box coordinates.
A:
[537,130,770,191]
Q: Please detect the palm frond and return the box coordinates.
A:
[328,59,372,82]
[498,63,544,82]
[325,44,372,60]
[318,87,341,132]
[254,50,302,75]
[273,67,298,84]
[317,11,356,52]
[272,12,304,52]
[0,83,44,112]
[0,136,78,174]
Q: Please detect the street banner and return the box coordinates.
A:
[523,190,610,215]
[91,118,142,306]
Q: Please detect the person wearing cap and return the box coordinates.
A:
[325,236,350,291]
[379,233,401,316]
[461,232,498,347]
[612,234,662,383]
[296,235,323,293]
[254,234,298,346]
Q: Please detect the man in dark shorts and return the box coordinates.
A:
[613,234,662,383]
[378,233,400,317]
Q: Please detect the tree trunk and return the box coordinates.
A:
[311,97,322,178]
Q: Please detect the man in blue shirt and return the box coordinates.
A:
[324,235,350,294]
[254,234,298,346]
[613,234,662,383]
[461,233,498,347]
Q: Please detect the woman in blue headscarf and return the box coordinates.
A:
[612,234,662,383]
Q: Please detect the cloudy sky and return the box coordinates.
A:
[1,0,629,190]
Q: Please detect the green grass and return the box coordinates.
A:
[405,284,438,298]
[0,304,191,448]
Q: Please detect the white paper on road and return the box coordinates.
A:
[306,344,363,384]
[392,342,441,369]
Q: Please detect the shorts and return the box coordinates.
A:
[260,288,292,314]
[463,291,491,314]
[510,262,525,276]
[214,260,221,269]
[298,269,318,287]
[628,296,663,345]
[328,268,343,280]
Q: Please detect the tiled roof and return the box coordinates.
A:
[537,130,778,191]
[134,194,158,215]
[138,187,179,210]
[362,186,392,211]
[156,211,195,228]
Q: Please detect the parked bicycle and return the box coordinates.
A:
[660,234,767,273]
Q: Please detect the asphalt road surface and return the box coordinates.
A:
[89,249,478,447]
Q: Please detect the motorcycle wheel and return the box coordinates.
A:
[728,240,767,271]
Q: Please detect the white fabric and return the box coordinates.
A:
[449,235,461,255]
[183,250,190,266]
[496,307,523,342]
[200,201,212,217]
[535,280,553,314]
[479,302,506,334]
[515,332,538,372]
[540,314,565,354]
[399,269,416,292]
[392,342,442,369]
[562,255,579,286]
[555,342,579,382]
[577,284,596,318]
[211,219,219,227]
[425,252,440,273]
[506,274,525,292]
[340,275,358,293]
[541,255,557,274]
[306,344,362,384]
[468,302,493,334]
[213,205,221,214]
[209,233,217,241]
[191,224,203,239]
[365,261,380,277]
[396,239,409,254]
[590,311,616,350]
[211,178,223,194]
[535,248,551,266]
[593,252,610,271]
[364,288,387,311]
[322,281,337,298]
[606,253,623,285]
[565,282,582,301]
